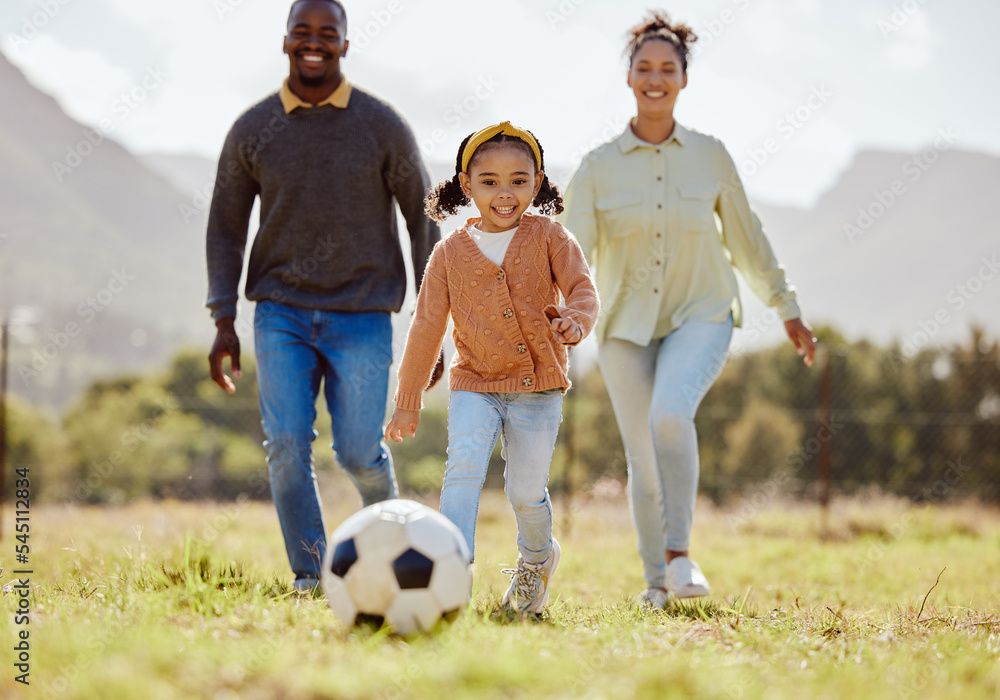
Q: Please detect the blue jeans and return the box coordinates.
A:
[598,316,733,589]
[440,389,563,564]
[254,301,398,585]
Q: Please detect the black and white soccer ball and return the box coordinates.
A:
[321,499,473,635]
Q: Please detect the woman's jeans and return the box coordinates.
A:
[440,389,563,564]
[598,316,733,589]
[254,300,398,585]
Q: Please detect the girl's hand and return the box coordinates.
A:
[385,408,421,442]
[550,316,583,345]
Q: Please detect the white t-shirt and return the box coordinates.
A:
[470,224,518,267]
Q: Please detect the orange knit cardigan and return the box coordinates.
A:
[394,213,600,410]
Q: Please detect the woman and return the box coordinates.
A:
[560,11,816,607]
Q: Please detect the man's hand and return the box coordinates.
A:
[385,407,421,443]
[550,316,583,345]
[209,317,241,393]
[427,350,446,390]
[784,317,817,367]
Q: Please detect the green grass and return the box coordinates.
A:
[3,488,1000,699]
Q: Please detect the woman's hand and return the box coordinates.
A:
[385,408,421,443]
[550,316,583,345]
[784,318,817,367]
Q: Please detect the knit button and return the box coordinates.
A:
[462,256,471,262]
[520,310,527,316]
[492,354,500,360]
[503,308,513,318]
[525,296,532,303]
[506,362,514,368]
[496,271,505,280]
[522,377,533,387]
[533,320,541,326]
[514,258,521,264]
[470,281,478,288]
[475,269,483,275]
[477,304,485,311]
[484,291,492,297]
[460,333,468,340]
[490,315,497,321]
[547,367,555,373]
[527,334,535,340]
[517,344,527,353]
[539,343,547,349]
[497,340,503,346]
[484,329,491,336]
[524,268,530,274]
[516,283,523,290]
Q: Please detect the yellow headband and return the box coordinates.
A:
[461,121,543,173]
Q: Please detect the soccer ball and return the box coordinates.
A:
[321,499,473,635]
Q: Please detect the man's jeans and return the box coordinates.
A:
[254,301,398,585]
[440,389,563,564]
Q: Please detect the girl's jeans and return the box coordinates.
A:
[440,389,563,564]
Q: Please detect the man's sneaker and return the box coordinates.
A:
[500,538,561,614]
[638,587,670,610]
[666,556,710,598]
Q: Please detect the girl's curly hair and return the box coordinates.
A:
[625,10,698,72]
[424,130,563,223]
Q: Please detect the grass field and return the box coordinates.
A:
[2,485,999,700]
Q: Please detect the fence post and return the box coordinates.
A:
[819,343,832,511]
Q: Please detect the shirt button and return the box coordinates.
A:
[655,260,661,265]
[522,377,533,387]
[654,288,659,293]
[496,271,505,281]
[657,176,663,182]
[503,308,513,318]
[656,233,662,238]
[657,204,663,209]
[517,344,527,353]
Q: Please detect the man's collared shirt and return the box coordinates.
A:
[279,76,352,113]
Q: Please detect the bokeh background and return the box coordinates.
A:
[1,0,997,507]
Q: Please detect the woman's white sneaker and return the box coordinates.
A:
[638,587,670,610]
[666,556,710,598]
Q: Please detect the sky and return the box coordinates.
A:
[3,0,999,209]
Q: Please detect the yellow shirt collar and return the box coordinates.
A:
[279,76,352,114]
[619,121,689,153]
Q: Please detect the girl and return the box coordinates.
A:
[561,12,816,608]
[385,122,599,614]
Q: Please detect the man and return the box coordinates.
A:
[206,0,441,591]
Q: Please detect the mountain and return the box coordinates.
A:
[0,53,210,406]
[752,147,1000,350]
[3,49,997,407]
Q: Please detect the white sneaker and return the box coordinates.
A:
[638,587,670,610]
[666,556,710,598]
[501,538,561,614]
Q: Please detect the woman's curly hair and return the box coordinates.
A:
[424,130,563,223]
[625,10,698,72]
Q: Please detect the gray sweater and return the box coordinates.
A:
[205,87,439,320]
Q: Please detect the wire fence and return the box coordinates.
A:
[4,334,999,507]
